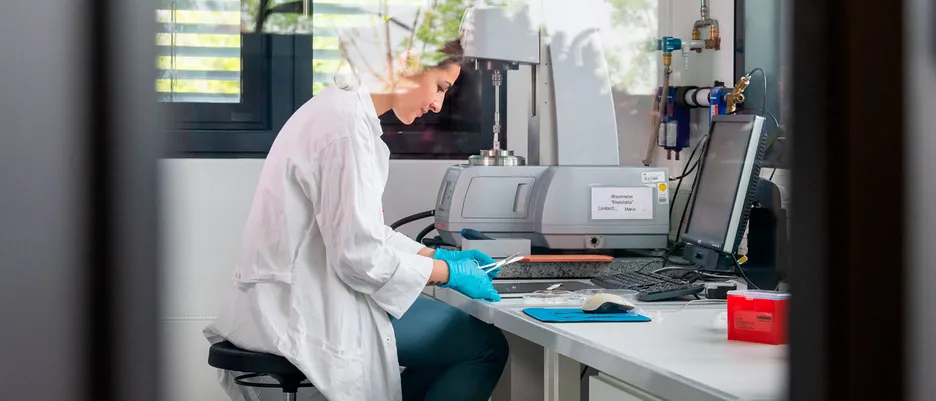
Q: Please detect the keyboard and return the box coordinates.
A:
[591,271,705,301]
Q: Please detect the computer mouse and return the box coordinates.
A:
[581,293,636,314]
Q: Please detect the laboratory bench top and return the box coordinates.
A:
[493,256,660,279]
[431,281,787,401]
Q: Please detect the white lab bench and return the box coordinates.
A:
[424,281,787,401]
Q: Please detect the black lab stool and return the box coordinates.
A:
[208,341,314,401]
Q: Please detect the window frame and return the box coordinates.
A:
[168,34,296,157]
[164,34,270,131]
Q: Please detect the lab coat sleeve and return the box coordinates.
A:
[316,137,433,319]
[383,227,427,255]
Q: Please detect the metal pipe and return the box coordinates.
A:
[694,18,719,30]
[694,0,711,30]
[692,0,719,42]
[691,0,720,51]
[492,70,502,150]
[686,40,707,49]
[643,60,672,166]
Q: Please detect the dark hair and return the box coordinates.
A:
[433,39,465,70]
[334,38,465,90]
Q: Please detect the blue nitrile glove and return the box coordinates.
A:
[441,259,501,302]
[433,249,497,272]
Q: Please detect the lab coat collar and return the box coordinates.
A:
[355,84,384,138]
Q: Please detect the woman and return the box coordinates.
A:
[204,38,508,401]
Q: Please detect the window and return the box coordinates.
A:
[166,0,509,157]
[157,0,242,103]
[159,0,269,130]
[300,0,507,158]
[736,0,789,168]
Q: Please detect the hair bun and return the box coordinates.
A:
[435,39,465,69]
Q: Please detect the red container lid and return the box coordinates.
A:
[727,290,790,300]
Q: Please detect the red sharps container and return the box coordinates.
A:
[726,290,790,345]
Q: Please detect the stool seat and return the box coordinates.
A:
[209,341,303,376]
[208,340,312,400]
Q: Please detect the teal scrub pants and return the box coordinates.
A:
[391,296,509,401]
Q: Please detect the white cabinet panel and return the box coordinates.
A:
[589,374,663,401]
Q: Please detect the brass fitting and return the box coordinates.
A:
[691,28,705,53]
[662,53,672,67]
[725,74,751,114]
[707,26,721,50]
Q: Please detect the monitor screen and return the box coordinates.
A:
[683,118,757,252]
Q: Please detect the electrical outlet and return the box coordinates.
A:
[586,236,604,249]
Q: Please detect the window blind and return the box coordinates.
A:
[157,0,243,103]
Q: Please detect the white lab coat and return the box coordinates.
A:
[204,84,435,401]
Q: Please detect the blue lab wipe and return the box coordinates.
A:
[523,308,651,323]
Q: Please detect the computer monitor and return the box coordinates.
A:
[681,114,767,270]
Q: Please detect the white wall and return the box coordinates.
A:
[160,159,263,401]
[158,2,738,400]
[159,159,453,401]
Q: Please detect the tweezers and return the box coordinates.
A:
[479,252,524,273]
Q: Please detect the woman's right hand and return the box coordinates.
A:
[441,259,501,302]
[433,248,497,275]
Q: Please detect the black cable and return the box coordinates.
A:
[415,223,435,244]
[767,132,785,181]
[669,135,707,184]
[389,210,434,231]
[675,138,711,242]
[732,256,760,290]
[420,237,452,248]
[669,135,708,217]
[643,246,691,273]
[661,246,675,269]
[636,258,664,271]
[678,270,700,282]
[669,154,701,181]
[763,110,779,128]
[747,67,767,115]
[731,108,779,131]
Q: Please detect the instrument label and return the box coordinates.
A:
[591,187,653,220]
[641,171,667,183]
[657,182,669,203]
